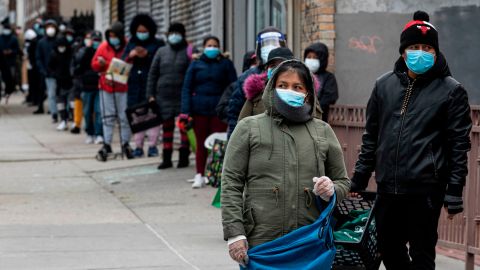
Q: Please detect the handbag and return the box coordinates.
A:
[241,194,337,270]
[125,101,162,134]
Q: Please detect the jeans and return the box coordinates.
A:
[45,77,57,115]
[99,90,131,145]
[82,91,102,136]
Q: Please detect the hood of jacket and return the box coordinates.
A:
[303,42,329,73]
[129,14,157,44]
[393,51,451,86]
[262,60,318,121]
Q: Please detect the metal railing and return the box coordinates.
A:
[329,105,480,269]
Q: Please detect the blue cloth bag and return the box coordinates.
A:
[241,194,337,270]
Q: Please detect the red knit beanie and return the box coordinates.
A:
[399,11,439,54]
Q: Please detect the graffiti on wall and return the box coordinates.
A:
[348,35,383,54]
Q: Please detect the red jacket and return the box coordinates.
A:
[91,41,128,93]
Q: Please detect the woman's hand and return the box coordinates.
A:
[228,239,249,267]
[313,176,335,201]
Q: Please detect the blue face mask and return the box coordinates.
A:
[66,35,74,43]
[405,50,435,75]
[168,34,182,45]
[109,37,120,47]
[204,47,220,59]
[136,32,149,41]
[93,41,100,49]
[276,88,306,107]
[267,68,274,80]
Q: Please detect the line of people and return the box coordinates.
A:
[21,15,339,191]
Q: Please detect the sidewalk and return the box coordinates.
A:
[0,93,477,270]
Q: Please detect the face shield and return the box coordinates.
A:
[256,32,286,64]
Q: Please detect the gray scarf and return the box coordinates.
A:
[273,89,312,123]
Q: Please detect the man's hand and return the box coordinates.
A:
[313,176,334,201]
[228,239,249,267]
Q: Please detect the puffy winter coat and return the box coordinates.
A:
[221,61,350,247]
[0,33,20,67]
[181,54,237,116]
[352,53,472,197]
[74,47,99,92]
[91,41,127,93]
[123,14,164,107]
[146,42,191,120]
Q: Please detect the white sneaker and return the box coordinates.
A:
[186,177,195,183]
[94,136,104,144]
[192,173,205,189]
[70,123,77,129]
[56,121,68,131]
[85,136,94,144]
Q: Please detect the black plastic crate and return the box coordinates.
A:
[332,192,381,270]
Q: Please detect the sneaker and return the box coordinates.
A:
[96,144,112,162]
[56,121,68,131]
[94,136,104,144]
[133,147,144,158]
[147,146,159,157]
[192,173,205,189]
[85,136,94,144]
[70,126,81,134]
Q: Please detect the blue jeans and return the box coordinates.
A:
[99,90,131,145]
[45,77,57,115]
[82,91,103,136]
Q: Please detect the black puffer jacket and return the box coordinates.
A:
[352,53,472,196]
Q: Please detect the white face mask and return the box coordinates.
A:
[260,45,278,63]
[305,58,320,73]
[46,27,56,37]
[58,46,66,53]
[2,29,12,35]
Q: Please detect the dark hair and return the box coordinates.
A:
[203,35,220,47]
[130,14,157,40]
[273,60,314,101]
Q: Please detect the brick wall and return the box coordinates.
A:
[301,0,336,71]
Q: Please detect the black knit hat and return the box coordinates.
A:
[266,47,294,66]
[399,11,439,54]
[168,22,186,36]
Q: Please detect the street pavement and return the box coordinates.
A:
[0,93,477,270]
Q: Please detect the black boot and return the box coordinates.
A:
[177,147,190,168]
[157,149,173,169]
[96,144,112,162]
[122,143,134,159]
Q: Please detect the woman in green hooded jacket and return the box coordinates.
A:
[221,60,350,267]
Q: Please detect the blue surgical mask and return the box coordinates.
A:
[405,50,435,74]
[136,32,149,41]
[2,29,12,35]
[267,68,274,80]
[204,47,220,59]
[168,34,182,45]
[93,41,100,49]
[109,37,120,47]
[66,35,74,43]
[276,88,306,107]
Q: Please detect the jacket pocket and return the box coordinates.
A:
[246,187,281,226]
[243,207,255,237]
[429,144,438,179]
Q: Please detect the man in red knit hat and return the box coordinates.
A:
[350,10,472,269]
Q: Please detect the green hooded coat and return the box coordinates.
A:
[221,60,350,247]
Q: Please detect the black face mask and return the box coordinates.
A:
[273,89,312,123]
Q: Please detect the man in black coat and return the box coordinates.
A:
[350,11,472,270]
[0,18,20,101]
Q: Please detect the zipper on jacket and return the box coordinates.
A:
[393,78,416,194]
